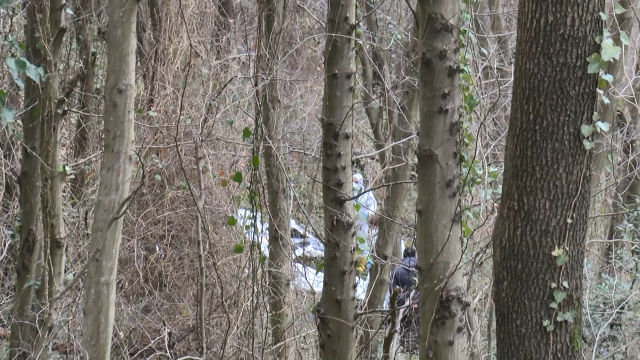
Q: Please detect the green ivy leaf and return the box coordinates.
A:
[600,72,613,83]
[562,281,569,288]
[24,63,44,83]
[601,37,622,62]
[595,121,610,133]
[357,236,365,244]
[148,110,158,116]
[553,289,567,304]
[227,215,237,226]
[580,124,594,137]
[551,246,564,257]
[315,261,324,275]
[587,53,605,74]
[65,273,74,282]
[242,127,252,139]
[557,312,566,322]
[1,107,16,125]
[550,301,558,309]
[154,174,162,181]
[599,11,608,20]
[583,139,595,151]
[232,171,243,183]
[614,1,626,14]
[252,155,260,167]
[354,203,361,212]
[564,309,577,323]
[233,243,244,254]
[620,31,630,46]
[259,254,267,265]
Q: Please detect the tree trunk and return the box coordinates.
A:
[9,3,44,358]
[33,0,68,354]
[317,0,357,358]
[71,0,97,201]
[81,2,137,359]
[258,0,293,358]
[594,0,639,273]
[590,0,638,199]
[491,0,601,358]
[147,0,164,109]
[359,22,419,359]
[415,0,471,359]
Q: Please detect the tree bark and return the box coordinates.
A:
[71,0,97,201]
[80,1,137,359]
[317,0,357,358]
[359,22,419,359]
[33,0,68,355]
[415,0,471,359]
[594,0,640,272]
[147,0,164,109]
[258,0,293,358]
[9,3,44,358]
[491,0,602,359]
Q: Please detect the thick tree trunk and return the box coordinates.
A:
[317,0,357,358]
[80,2,137,359]
[258,0,293,358]
[359,23,419,359]
[9,4,44,359]
[491,0,601,359]
[71,0,97,201]
[415,0,471,359]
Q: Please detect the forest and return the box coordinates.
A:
[0,0,636,359]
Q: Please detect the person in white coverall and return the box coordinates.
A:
[353,173,378,274]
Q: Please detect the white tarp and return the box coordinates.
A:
[236,207,371,301]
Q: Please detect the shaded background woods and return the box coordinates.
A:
[0,0,639,359]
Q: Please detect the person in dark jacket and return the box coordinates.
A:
[389,247,418,307]
[390,247,419,354]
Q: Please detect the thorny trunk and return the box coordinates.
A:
[71,0,97,201]
[359,22,419,359]
[81,1,137,359]
[317,0,357,358]
[258,0,293,358]
[491,0,601,359]
[415,0,471,359]
[9,4,43,359]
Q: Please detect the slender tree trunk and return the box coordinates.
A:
[317,0,357,358]
[33,0,68,355]
[594,0,639,272]
[359,23,419,359]
[491,0,601,358]
[71,0,97,201]
[602,73,640,276]
[147,0,164,109]
[415,0,471,359]
[81,2,137,359]
[258,0,293,358]
[591,0,638,200]
[9,4,44,358]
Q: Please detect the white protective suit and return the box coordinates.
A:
[353,173,378,258]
